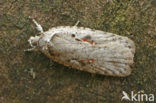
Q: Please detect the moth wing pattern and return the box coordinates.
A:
[37,26,135,77]
[27,20,135,77]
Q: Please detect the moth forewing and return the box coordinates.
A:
[27,20,135,77]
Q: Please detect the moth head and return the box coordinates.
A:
[28,36,40,48]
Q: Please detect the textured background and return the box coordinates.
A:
[0,0,156,103]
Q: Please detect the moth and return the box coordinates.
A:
[26,18,135,77]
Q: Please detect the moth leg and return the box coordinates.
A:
[24,47,38,52]
[29,16,44,33]
[74,20,80,26]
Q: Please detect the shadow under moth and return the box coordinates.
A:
[26,18,135,77]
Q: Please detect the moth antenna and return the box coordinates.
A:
[32,19,44,33]
[74,20,80,26]
[29,16,44,33]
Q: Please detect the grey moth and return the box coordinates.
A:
[26,19,135,77]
